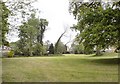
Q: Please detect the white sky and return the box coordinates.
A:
[6,0,115,46]
[33,0,77,45]
[7,0,78,46]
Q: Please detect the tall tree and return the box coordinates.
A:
[0,1,10,46]
[3,0,37,45]
[19,14,39,56]
[69,1,120,55]
[112,1,120,52]
[18,14,49,56]
[37,19,48,46]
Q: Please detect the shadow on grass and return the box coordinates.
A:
[90,58,119,65]
[91,52,118,57]
[13,54,65,58]
[91,55,103,57]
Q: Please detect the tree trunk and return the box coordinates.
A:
[37,24,45,46]
[117,39,120,53]
[40,32,43,46]
[29,49,33,56]
[29,36,33,56]
[55,30,66,54]
[96,45,102,56]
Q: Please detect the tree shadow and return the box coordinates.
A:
[91,55,103,57]
[90,58,119,65]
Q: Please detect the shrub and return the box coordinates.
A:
[8,50,14,57]
[84,46,94,54]
[33,43,44,56]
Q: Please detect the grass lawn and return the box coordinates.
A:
[2,53,118,82]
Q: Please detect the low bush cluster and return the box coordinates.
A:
[8,50,14,57]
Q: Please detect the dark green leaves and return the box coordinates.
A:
[70,1,120,54]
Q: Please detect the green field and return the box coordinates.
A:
[2,53,118,82]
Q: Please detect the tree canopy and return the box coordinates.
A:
[17,14,48,56]
[69,1,120,55]
[0,0,37,46]
[0,1,10,46]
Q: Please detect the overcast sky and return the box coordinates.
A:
[6,0,113,46]
[33,0,77,45]
[7,0,78,47]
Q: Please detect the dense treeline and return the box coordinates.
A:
[14,15,69,56]
[1,0,120,57]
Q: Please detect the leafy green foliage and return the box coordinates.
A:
[0,1,10,46]
[1,0,37,47]
[71,42,84,54]
[54,30,66,54]
[57,41,67,54]
[6,0,37,24]
[8,50,14,57]
[37,19,48,45]
[69,1,120,55]
[33,43,44,56]
[71,41,94,54]
[16,14,48,56]
[48,43,54,54]
[18,14,39,56]
[0,0,37,46]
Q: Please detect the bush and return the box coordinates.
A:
[84,46,94,54]
[33,43,44,56]
[8,50,14,57]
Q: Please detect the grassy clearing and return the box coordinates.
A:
[2,53,118,82]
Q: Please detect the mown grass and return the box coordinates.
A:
[2,52,119,82]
